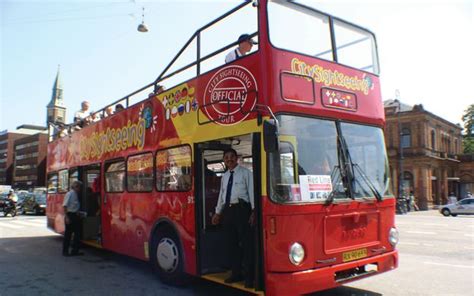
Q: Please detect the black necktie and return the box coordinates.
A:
[225,171,234,207]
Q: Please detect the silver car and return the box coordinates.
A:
[440,198,474,217]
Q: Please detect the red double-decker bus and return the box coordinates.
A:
[46,1,398,295]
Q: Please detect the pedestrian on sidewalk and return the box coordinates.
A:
[62,180,84,256]
[448,192,457,204]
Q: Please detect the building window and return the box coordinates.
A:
[402,171,414,196]
[454,139,458,154]
[401,128,411,148]
[431,130,436,150]
[127,153,153,192]
[105,160,125,193]
[156,146,192,192]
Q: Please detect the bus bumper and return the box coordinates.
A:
[265,250,398,296]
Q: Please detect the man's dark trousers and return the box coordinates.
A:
[63,213,81,255]
[223,200,254,281]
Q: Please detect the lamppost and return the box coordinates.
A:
[395,94,406,214]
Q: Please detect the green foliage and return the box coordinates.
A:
[462,104,474,153]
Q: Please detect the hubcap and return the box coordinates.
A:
[156,237,179,273]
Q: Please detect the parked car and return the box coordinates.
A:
[22,193,47,215]
[439,198,474,217]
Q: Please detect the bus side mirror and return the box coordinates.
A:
[264,120,279,153]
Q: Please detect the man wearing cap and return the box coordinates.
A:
[225,34,257,63]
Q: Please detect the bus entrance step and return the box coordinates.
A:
[202,271,263,295]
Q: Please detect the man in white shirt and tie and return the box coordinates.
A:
[212,148,255,288]
[225,34,257,63]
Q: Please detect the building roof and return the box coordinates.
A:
[384,99,462,130]
[14,125,47,135]
[383,99,413,112]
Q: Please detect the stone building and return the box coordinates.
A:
[384,99,463,210]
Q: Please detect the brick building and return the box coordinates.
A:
[0,127,46,186]
[12,126,48,189]
[384,99,463,209]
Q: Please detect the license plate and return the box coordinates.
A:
[342,248,367,262]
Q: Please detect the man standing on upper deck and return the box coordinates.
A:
[74,101,91,127]
[211,148,255,288]
[225,34,257,63]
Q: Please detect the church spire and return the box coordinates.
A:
[46,65,66,124]
[47,65,64,108]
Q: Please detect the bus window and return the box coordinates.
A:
[333,19,379,74]
[58,169,69,193]
[105,160,125,193]
[69,168,79,188]
[47,173,58,194]
[156,146,192,192]
[127,153,154,192]
[340,123,392,198]
[268,0,333,62]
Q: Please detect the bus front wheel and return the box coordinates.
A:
[151,227,186,285]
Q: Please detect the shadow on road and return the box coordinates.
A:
[0,235,381,296]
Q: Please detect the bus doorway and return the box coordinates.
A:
[195,133,262,292]
[82,164,102,245]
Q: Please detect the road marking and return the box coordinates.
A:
[424,261,474,269]
[464,247,474,250]
[14,220,45,227]
[406,231,437,235]
[422,223,447,227]
[422,243,434,247]
[398,242,419,245]
[464,234,474,237]
[0,223,22,229]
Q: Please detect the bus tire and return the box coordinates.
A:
[151,227,186,285]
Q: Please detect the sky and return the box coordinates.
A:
[1,0,473,132]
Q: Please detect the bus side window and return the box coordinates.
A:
[127,153,154,192]
[156,146,192,192]
[105,160,125,193]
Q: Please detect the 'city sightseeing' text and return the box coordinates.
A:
[80,118,146,160]
[291,58,370,95]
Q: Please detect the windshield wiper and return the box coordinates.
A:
[325,165,343,205]
[336,122,355,200]
[353,163,383,201]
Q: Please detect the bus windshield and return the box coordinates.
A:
[269,115,392,204]
[267,0,380,74]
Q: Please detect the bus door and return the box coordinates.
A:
[195,143,231,274]
[82,164,101,244]
[102,159,126,253]
[195,133,263,290]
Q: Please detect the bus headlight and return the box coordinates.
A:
[289,242,305,265]
[389,227,399,246]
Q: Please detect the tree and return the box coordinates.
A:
[462,104,474,153]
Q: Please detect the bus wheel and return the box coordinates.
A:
[151,228,186,285]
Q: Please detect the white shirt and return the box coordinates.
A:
[63,190,80,213]
[74,109,89,121]
[215,165,254,214]
[225,48,243,63]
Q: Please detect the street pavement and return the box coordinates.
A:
[0,211,473,296]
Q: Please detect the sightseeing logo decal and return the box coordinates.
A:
[203,65,258,125]
[291,58,374,95]
[160,85,198,121]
